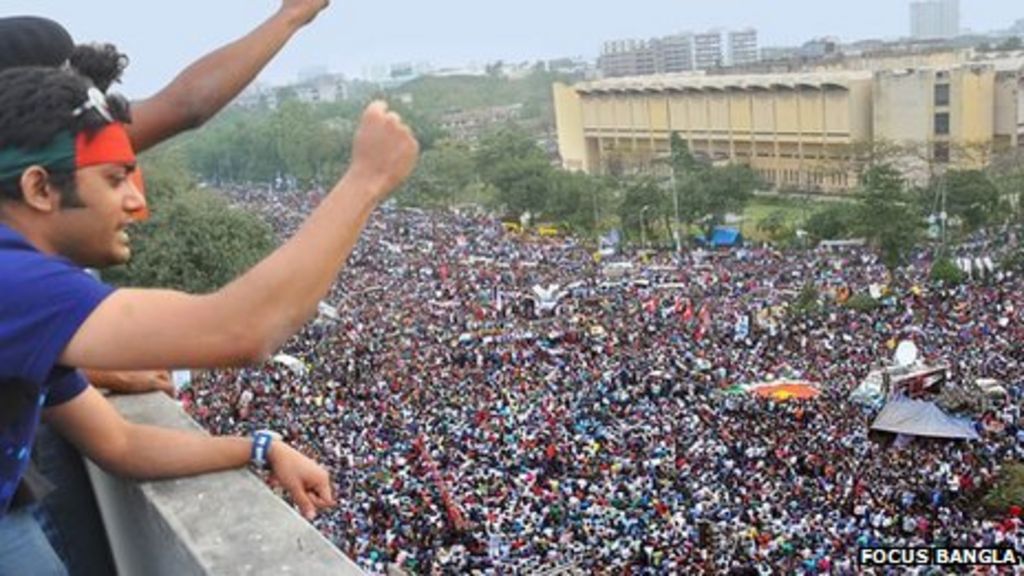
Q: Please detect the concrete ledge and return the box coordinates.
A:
[85,393,363,576]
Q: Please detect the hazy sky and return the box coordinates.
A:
[3,0,1021,97]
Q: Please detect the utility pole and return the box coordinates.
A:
[640,205,651,250]
[671,171,681,253]
[940,175,948,257]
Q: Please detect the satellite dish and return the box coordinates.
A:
[894,341,919,367]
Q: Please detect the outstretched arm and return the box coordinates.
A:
[127,0,330,152]
[44,387,335,520]
[60,101,418,371]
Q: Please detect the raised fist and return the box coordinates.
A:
[280,0,330,27]
[348,101,420,204]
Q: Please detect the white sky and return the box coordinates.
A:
[2,0,1020,97]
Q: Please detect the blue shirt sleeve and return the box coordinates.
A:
[0,237,115,387]
[43,368,90,408]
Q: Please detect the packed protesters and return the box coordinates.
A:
[188,188,1024,574]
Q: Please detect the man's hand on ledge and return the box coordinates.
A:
[268,442,336,520]
[84,369,176,398]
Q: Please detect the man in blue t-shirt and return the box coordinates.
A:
[1,0,333,394]
[0,64,417,575]
[0,7,339,573]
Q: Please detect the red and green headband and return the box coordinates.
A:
[0,122,138,183]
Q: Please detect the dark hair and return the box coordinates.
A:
[0,67,115,204]
[69,43,129,93]
[0,16,74,72]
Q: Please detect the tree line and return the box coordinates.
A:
[110,84,1024,292]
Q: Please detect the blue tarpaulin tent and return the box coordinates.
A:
[696,227,743,248]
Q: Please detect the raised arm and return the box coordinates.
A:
[127,0,330,152]
[60,101,418,371]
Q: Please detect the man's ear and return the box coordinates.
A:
[19,166,60,213]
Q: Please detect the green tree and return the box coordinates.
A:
[845,293,879,312]
[669,132,701,175]
[617,177,670,245]
[665,133,758,239]
[474,126,555,215]
[699,164,759,235]
[273,100,324,187]
[668,133,706,239]
[941,169,1000,232]
[757,210,792,243]
[804,202,859,242]
[987,149,1024,220]
[790,283,820,317]
[854,164,923,274]
[182,96,432,188]
[104,151,276,293]
[186,110,284,184]
[930,258,965,285]
[398,140,477,208]
[545,170,614,234]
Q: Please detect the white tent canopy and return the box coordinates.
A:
[271,353,307,375]
[871,398,978,440]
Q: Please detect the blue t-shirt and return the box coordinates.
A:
[0,224,114,515]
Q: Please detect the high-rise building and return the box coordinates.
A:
[910,0,960,39]
[660,34,695,74]
[728,29,759,67]
[599,39,658,77]
[693,31,725,70]
[599,29,756,77]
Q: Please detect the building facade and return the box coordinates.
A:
[910,0,960,40]
[693,31,725,70]
[599,39,658,77]
[728,29,760,67]
[553,60,1024,193]
[599,29,756,78]
[661,34,695,74]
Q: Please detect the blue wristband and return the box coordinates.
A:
[251,430,278,469]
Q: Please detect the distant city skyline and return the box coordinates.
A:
[911,0,961,39]
[2,0,1019,96]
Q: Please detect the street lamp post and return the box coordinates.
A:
[671,172,681,253]
[640,205,652,250]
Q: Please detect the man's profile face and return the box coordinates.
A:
[52,162,146,267]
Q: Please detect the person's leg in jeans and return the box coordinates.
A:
[33,423,116,575]
[0,505,68,576]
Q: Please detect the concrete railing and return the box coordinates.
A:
[85,393,364,576]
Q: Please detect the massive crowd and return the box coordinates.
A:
[184,185,1024,575]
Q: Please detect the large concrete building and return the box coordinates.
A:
[910,0,960,40]
[553,58,1024,192]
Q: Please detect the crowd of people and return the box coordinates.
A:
[185,185,1024,575]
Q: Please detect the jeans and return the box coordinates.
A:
[32,424,116,576]
[0,505,68,576]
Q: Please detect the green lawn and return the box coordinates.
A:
[739,196,834,242]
